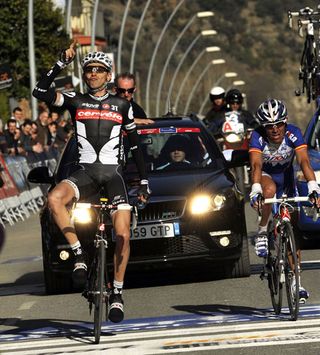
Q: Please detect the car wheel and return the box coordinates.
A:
[222,237,251,278]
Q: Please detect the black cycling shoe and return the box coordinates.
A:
[72,254,87,290]
[108,293,124,323]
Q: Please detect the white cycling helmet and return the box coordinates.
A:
[209,86,225,102]
[256,99,288,126]
[81,51,113,71]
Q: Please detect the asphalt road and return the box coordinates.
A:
[1,203,320,354]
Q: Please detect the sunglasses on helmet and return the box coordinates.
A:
[84,66,109,74]
[116,87,135,94]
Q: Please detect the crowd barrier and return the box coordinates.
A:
[0,152,58,228]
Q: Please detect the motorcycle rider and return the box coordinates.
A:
[204,86,227,126]
[249,98,320,303]
[32,41,150,323]
[209,88,258,136]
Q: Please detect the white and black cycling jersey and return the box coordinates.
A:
[54,91,135,165]
[32,61,147,181]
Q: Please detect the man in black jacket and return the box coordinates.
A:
[114,72,154,124]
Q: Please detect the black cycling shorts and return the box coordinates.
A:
[63,163,129,207]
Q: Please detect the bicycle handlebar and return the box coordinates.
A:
[263,196,310,204]
[263,196,319,222]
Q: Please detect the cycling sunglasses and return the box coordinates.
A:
[84,66,109,74]
[264,121,286,129]
[116,87,135,94]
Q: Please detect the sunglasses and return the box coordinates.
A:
[116,87,135,94]
[264,122,286,130]
[84,66,109,74]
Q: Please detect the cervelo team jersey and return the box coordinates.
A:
[249,123,307,175]
[54,91,135,165]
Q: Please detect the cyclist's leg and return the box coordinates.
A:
[254,173,276,257]
[106,167,131,322]
[112,210,131,281]
[48,167,96,288]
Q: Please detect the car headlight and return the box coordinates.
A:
[190,194,226,214]
[225,133,242,143]
[72,204,92,224]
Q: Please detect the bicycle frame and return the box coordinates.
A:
[77,198,113,343]
[261,195,311,320]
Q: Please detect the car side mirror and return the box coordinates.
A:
[224,149,249,168]
[27,166,54,184]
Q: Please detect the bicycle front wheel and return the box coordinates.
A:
[267,222,283,315]
[283,222,299,321]
[93,241,106,344]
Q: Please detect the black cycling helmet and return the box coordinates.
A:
[226,89,243,105]
[209,86,225,102]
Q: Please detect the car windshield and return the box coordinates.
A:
[124,126,220,173]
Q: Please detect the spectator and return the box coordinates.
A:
[10,107,24,127]
[49,110,61,123]
[47,121,66,154]
[35,110,49,146]
[0,119,7,154]
[114,72,154,125]
[20,119,44,157]
[4,119,25,156]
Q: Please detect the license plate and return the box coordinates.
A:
[112,223,179,241]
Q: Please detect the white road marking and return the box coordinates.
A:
[3,318,320,353]
[17,302,36,311]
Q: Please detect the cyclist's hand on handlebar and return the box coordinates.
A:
[307,180,320,208]
[60,40,77,65]
[309,190,320,208]
[249,183,264,211]
[137,179,151,204]
[250,192,264,211]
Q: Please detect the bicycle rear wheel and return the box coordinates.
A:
[267,222,283,315]
[93,241,106,344]
[283,222,299,321]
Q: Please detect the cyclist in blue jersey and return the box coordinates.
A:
[32,41,150,323]
[249,98,320,303]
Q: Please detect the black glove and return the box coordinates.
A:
[137,179,151,201]
[309,190,319,202]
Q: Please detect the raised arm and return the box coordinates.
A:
[32,41,76,105]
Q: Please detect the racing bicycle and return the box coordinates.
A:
[288,6,320,103]
[73,197,138,344]
[259,195,317,321]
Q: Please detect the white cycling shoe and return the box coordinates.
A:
[255,233,268,258]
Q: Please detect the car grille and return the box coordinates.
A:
[138,199,186,222]
[127,233,241,259]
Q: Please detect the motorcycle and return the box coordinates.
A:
[215,111,252,194]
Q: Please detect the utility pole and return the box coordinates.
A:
[28,0,38,120]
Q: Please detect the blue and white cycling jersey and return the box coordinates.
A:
[249,124,307,175]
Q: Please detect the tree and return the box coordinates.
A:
[0,0,69,118]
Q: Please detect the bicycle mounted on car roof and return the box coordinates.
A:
[288,6,320,102]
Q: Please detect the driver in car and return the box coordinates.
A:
[156,135,191,170]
